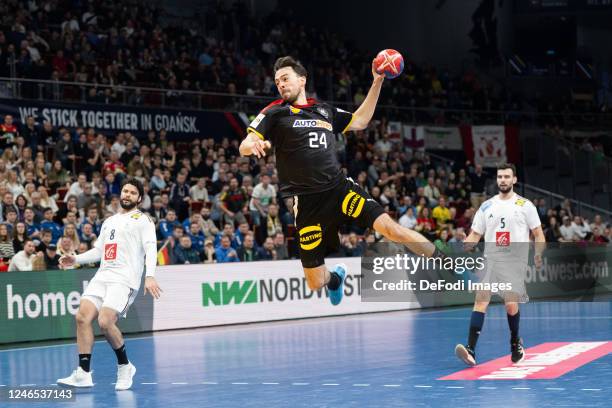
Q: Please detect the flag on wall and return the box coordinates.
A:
[387,121,403,142]
[460,125,520,167]
[402,125,425,150]
[157,240,172,265]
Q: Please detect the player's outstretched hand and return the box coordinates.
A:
[252,140,271,158]
[144,276,163,299]
[59,255,76,269]
[371,59,386,81]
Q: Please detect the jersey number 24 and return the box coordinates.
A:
[308,132,327,149]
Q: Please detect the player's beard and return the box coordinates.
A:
[281,88,299,104]
[498,184,513,194]
[120,198,137,210]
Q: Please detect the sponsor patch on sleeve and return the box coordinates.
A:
[249,113,265,129]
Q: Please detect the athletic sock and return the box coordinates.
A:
[114,344,129,365]
[507,311,520,343]
[468,311,486,350]
[327,271,341,290]
[79,354,92,372]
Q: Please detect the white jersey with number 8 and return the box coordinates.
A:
[91,209,157,289]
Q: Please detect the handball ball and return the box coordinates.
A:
[373,49,404,79]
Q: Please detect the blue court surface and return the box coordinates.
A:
[1,302,611,408]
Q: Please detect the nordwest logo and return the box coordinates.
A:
[202,276,362,307]
[202,281,258,306]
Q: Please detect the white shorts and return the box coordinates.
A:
[82,277,138,318]
[475,260,529,303]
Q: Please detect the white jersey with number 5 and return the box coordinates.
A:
[471,193,541,261]
[92,209,157,289]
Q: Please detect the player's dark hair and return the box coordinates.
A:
[121,177,145,203]
[274,56,307,77]
[496,162,517,176]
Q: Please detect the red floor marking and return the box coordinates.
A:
[439,341,612,380]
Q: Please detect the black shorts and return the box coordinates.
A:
[293,177,385,268]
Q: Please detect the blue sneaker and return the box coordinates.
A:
[328,263,347,306]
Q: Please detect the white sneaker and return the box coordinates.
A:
[455,344,476,366]
[115,362,136,391]
[57,367,94,387]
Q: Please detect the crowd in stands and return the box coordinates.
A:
[1,0,611,160]
[0,1,608,271]
[1,0,611,129]
[0,0,521,116]
[0,111,609,272]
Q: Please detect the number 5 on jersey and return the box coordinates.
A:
[308,132,327,148]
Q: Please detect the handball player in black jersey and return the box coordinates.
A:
[240,56,443,305]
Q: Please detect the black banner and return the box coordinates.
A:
[0,98,246,140]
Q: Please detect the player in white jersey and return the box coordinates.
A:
[57,178,162,391]
[455,163,545,366]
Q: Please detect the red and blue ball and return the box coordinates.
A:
[373,49,404,79]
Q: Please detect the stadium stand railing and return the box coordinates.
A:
[3,77,612,129]
[516,182,612,222]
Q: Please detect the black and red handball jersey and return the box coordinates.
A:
[247,98,353,197]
